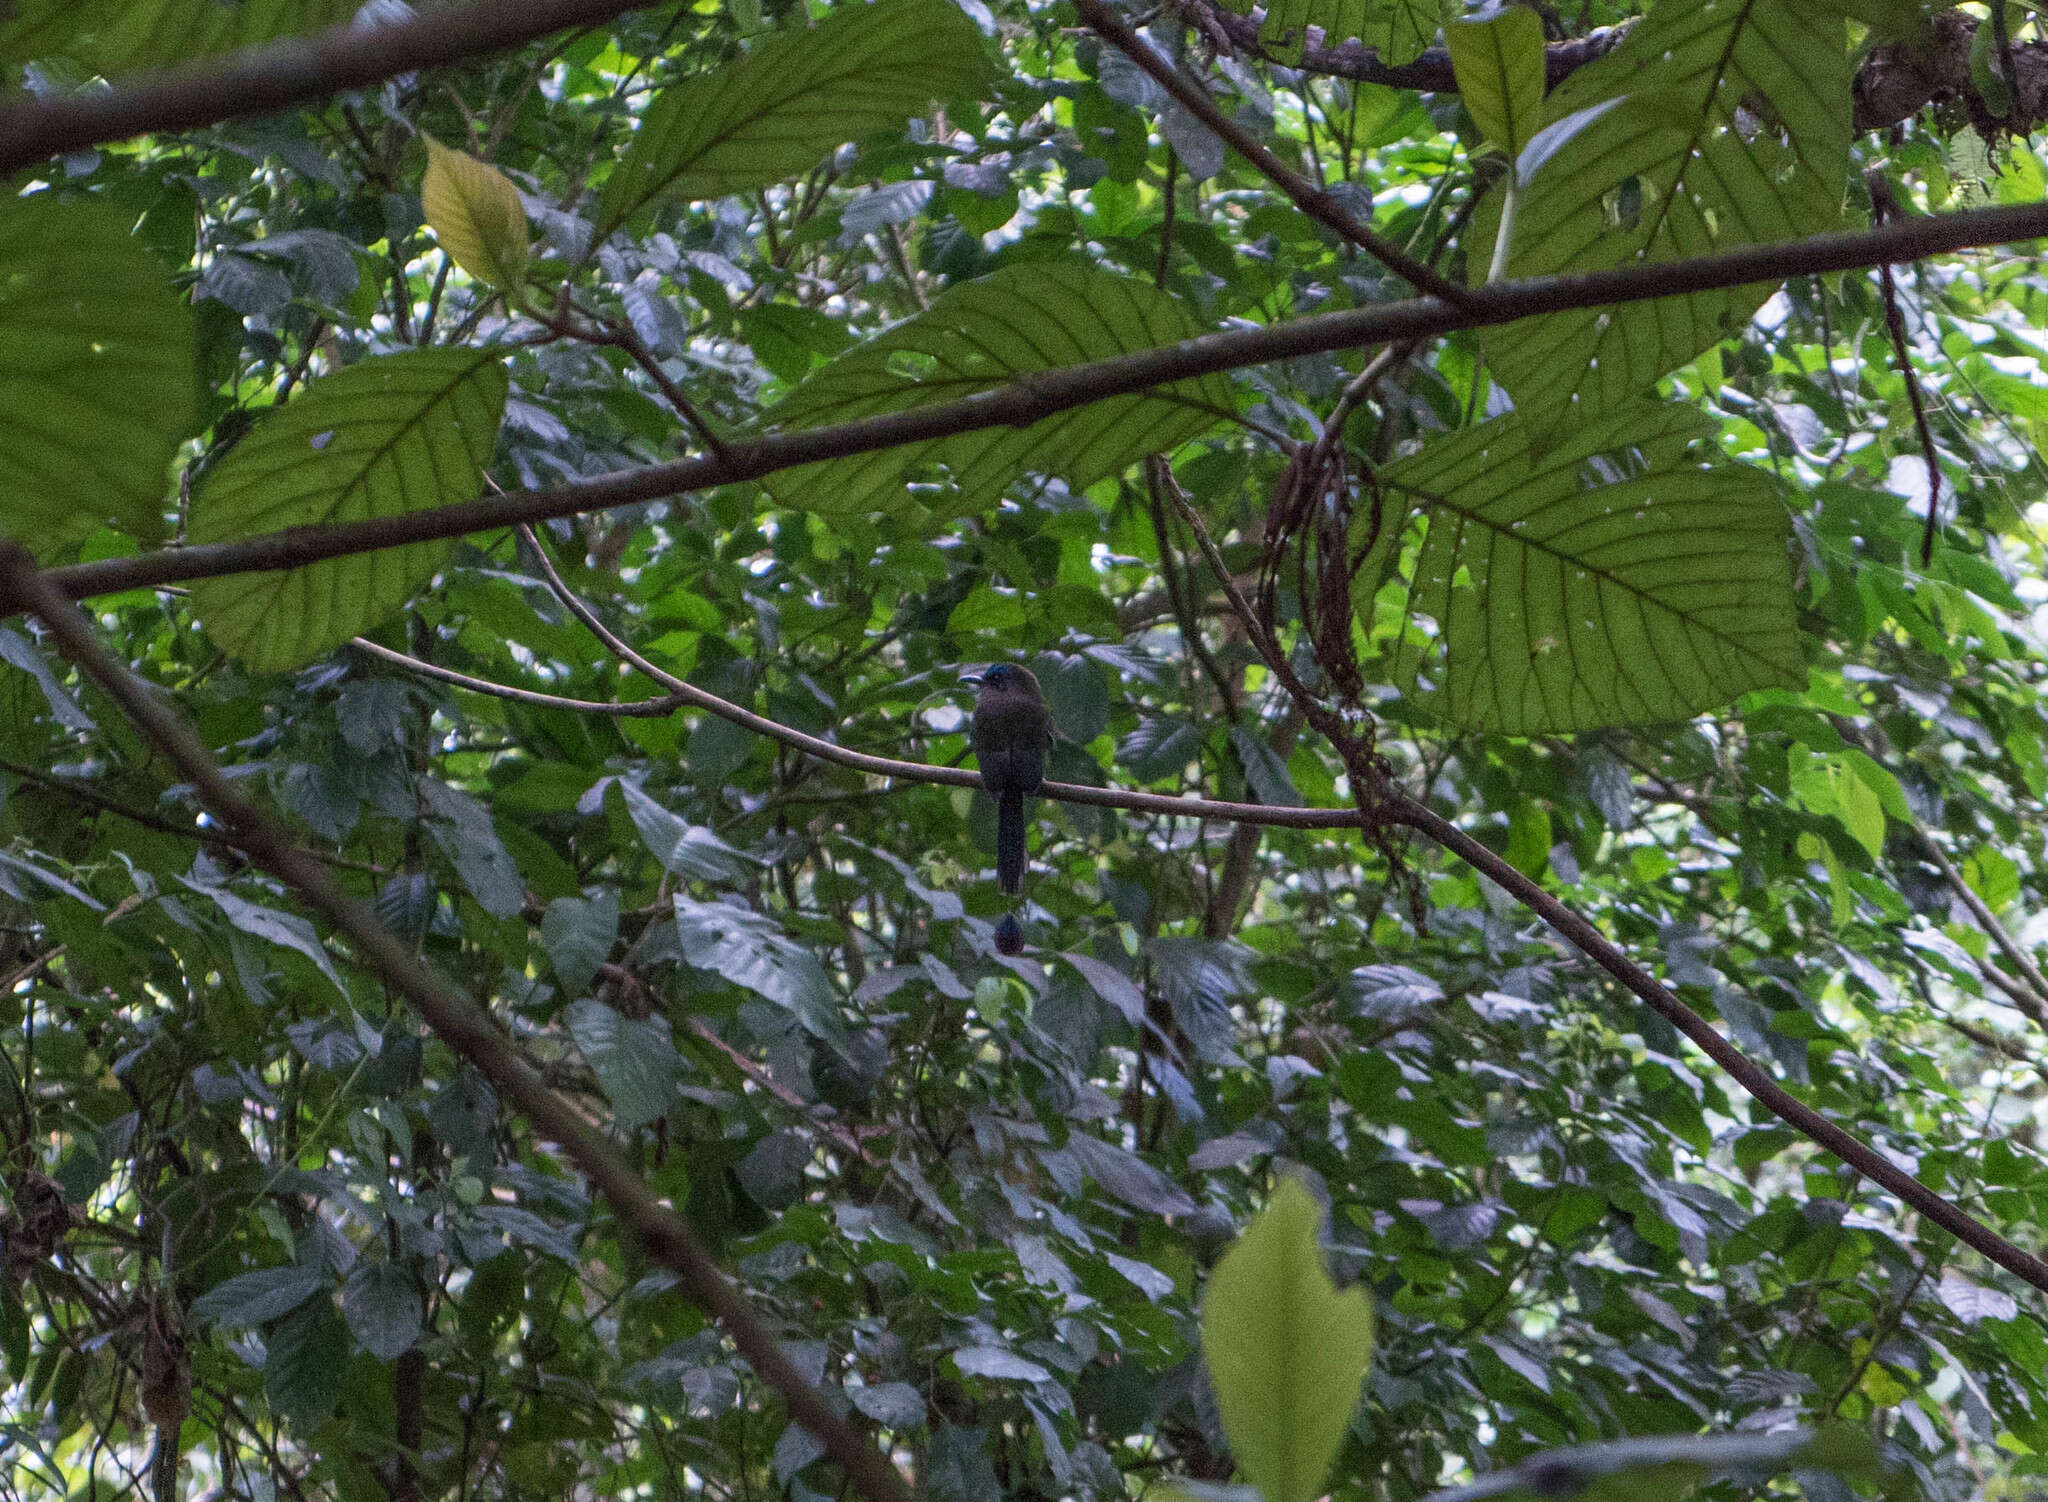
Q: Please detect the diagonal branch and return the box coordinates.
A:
[1155,488,2048,1298]
[0,544,918,1502]
[39,197,2048,608]
[0,0,667,177]
[1074,0,1475,308]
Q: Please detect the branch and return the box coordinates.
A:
[1196,3,2033,136]
[40,198,2048,607]
[1154,492,2048,1298]
[1075,0,1475,307]
[514,524,1365,830]
[349,637,690,718]
[0,546,918,1502]
[1916,828,2048,1030]
[0,0,666,176]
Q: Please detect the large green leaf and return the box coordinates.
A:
[594,0,994,240]
[0,0,356,72]
[1216,0,1445,65]
[0,195,192,558]
[1202,1179,1373,1502]
[1479,0,1853,449]
[761,263,1230,517]
[1354,402,1803,733]
[1446,6,1546,158]
[189,349,508,673]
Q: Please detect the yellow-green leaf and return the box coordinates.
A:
[422,139,531,293]
[1202,1179,1372,1502]
[1446,6,1546,158]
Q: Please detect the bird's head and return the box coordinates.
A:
[963,663,1041,698]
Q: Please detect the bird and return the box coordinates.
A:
[964,663,1051,895]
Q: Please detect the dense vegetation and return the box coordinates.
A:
[3,0,2048,1497]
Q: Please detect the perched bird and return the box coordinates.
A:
[965,663,1052,895]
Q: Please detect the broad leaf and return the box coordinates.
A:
[1478,0,1853,447]
[1416,1426,1887,1502]
[595,0,994,238]
[423,138,531,292]
[1202,1179,1373,1502]
[566,998,686,1131]
[1355,403,1803,732]
[0,0,355,72]
[342,1262,424,1362]
[191,1266,328,1329]
[189,349,508,672]
[1446,6,1546,158]
[1218,0,1445,65]
[0,195,192,557]
[763,263,1230,517]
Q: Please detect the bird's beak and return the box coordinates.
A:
[959,671,985,686]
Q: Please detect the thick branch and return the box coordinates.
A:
[0,547,919,1502]
[40,198,2048,606]
[0,0,666,177]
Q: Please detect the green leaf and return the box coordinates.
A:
[0,194,192,557]
[0,0,355,72]
[341,1262,424,1362]
[188,349,509,672]
[1202,1178,1373,1502]
[674,895,845,1044]
[1356,402,1803,733]
[422,138,531,292]
[1446,7,1546,158]
[763,263,1229,517]
[595,0,994,239]
[565,998,686,1131]
[264,1296,347,1426]
[1479,0,1853,448]
[541,891,620,995]
[1222,0,1445,64]
[191,1266,328,1329]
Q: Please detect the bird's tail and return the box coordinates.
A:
[997,789,1026,895]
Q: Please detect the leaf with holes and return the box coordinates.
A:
[762,263,1230,518]
[1217,0,1444,65]
[0,195,191,557]
[423,138,530,292]
[0,0,356,72]
[189,350,508,672]
[594,0,993,239]
[1477,0,1853,449]
[1353,402,1802,733]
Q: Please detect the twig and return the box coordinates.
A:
[349,637,689,717]
[1916,828,2048,1028]
[1074,0,1475,307]
[0,544,917,1502]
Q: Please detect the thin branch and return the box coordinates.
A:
[349,637,690,717]
[1076,0,1475,307]
[0,544,917,1502]
[515,523,1362,830]
[1917,828,2048,1029]
[1156,492,2048,1298]
[0,0,666,175]
[41,197,2048,607]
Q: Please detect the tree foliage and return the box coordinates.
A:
[1,0,2047,1498]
